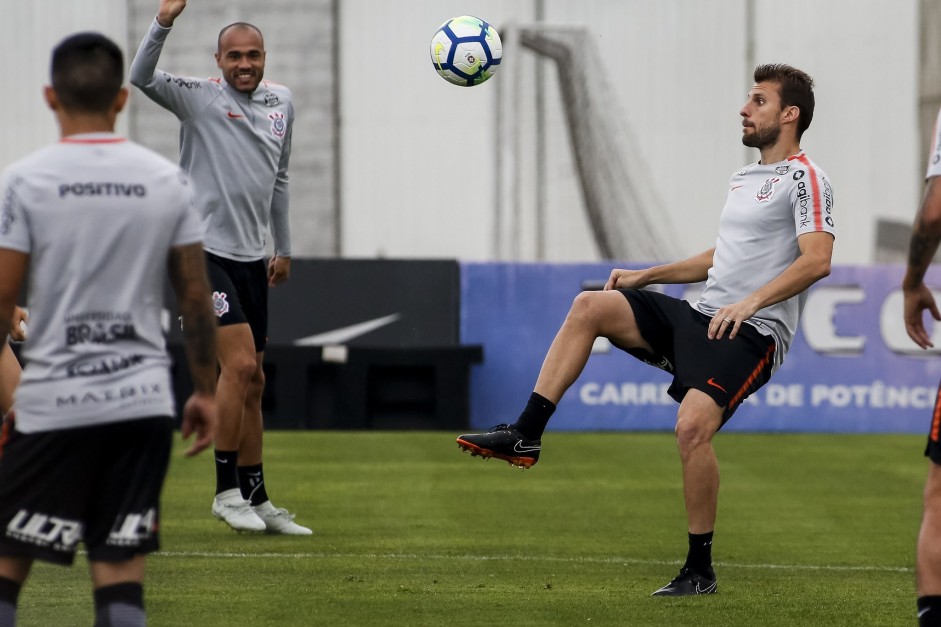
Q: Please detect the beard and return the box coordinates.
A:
[742,123,781,149]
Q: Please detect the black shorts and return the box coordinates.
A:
[0,416,172,565]
[206,252,268,352]
[927,383,941,464]
[618,289,776,424]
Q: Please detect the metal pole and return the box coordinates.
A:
[743,0,755,165]
[534,0,546,260]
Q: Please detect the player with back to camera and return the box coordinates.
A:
[457,64,835,596]
[0,32,218,625]
[130,0,310,535]
[902,102,941,626]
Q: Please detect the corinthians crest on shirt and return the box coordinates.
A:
[756,177,780,203]
[268,111,286,138]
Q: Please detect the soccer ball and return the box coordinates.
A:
[430,16,503,86]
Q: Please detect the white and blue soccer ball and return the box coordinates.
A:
[430,16,503,86]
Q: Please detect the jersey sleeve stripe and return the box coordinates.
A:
[795,154,824,230]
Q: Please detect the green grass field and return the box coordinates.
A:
[14,431,927,626]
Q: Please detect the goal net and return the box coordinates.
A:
[496,25,680,262]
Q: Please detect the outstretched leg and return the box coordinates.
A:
[533,290,653,403]
[458,290,651,467]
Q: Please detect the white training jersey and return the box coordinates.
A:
[129,18,293,262]
[693,151,835,370]
[927,106,941,179]
[0,133,203,433]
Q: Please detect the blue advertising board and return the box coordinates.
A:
[460,262,941,433]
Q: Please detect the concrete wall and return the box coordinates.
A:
[2,0,128,169]
[0,1,926,264]
[340,0,921,264]
[1,0,337,258]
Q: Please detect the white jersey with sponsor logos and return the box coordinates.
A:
[0,133,203,432]
[927,106,941,179]
[129,18,293,262]
[693,151,835,370]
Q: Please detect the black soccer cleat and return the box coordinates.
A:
[456,424,541,468]
[651,567,717,596]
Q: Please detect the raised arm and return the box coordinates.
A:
[603,248,715,291]
[128,0,185,88]
[156,0,187,27]
[129,0,211,118]
[167,242,218,455]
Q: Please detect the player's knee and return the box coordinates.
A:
[566,291,608,332]
[221,354,257,386]
[674,414,714,453]
[249,367,266,394]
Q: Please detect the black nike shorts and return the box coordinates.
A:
[926,383,941,464]
[617,288,776,425]
[0,416,172,565]
[205,252,268,352]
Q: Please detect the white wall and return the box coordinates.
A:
[2,1,128,170]
[340,0,920,264]
[0,1,923,264]
[339,0,530,259]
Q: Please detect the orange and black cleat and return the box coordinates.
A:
[456,424,540,469]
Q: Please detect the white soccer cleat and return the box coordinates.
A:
[212,488,267,532]
[252,501,312,536]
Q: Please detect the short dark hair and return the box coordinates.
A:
[217,22,264,51]
[754,63,815,139]
[51,32,124,114]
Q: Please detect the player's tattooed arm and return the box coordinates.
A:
[904,177,941,291]
[168,243,217,395]
[904,230,941,289]
[903,177,941,349]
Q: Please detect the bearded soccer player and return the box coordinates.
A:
[457,64,835,596]
[0,32,217,625]
[130,0,310,534]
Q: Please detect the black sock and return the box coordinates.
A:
[0,576,21,627]
[919,596,941,626]
[683,531,715,578]
[238,463,269,506]
[93,582,144,627]
[511,392,556,440]
[214,449,239,495]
